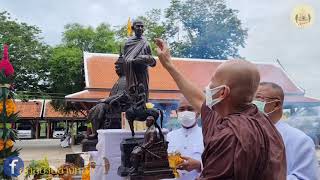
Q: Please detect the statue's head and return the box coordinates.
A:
[132,20,144,38]
[115,55,125,77]
[146,116,155,127]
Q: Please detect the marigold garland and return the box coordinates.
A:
[0,138,14,151]
[0,99,16,116]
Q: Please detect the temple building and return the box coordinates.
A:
[15,100,86,139]
[65,52,320,125]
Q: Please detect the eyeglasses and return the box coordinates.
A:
[254,96,280,104]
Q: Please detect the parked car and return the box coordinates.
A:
[53,127,65,139]
[17,123,32,139]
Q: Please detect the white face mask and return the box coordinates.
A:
[177,111,197,128]
[205,85,226,109]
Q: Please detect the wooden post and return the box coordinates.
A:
[47,121,52,138]
[35,120,40,139]
[46,121,50,138]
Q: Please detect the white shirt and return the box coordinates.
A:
[276,121,319,180]
[166,125,204,180]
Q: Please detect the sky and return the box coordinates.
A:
[0,0,320,98]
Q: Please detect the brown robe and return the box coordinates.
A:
[200,103,286,180]
[123,36,156,101]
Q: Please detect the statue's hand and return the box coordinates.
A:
[155,38,172,69]
[134,55,156,67]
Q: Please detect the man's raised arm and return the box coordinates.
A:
[155,38,205,112]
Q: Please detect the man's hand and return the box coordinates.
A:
[177,156,202,172]
[154,38,204,112]
[155,38,172,69]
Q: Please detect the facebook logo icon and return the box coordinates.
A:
[4,156,24,177]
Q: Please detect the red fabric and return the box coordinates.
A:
[0,44,14,77]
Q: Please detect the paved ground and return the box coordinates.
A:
[14,139,83,180]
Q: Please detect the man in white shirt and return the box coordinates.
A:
[254,82,319,180]
[167,96,204,180]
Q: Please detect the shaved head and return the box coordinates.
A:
[211,60,260,108]
[133,19,144,26]
[258,82,284,102]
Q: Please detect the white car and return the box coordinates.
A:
[53,127,65,139]
[17,124,32,139]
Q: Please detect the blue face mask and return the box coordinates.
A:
[252,100,280,115]
[252,100,266,112]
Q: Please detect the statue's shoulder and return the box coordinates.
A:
[126,36,136,42]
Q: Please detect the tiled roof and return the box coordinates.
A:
[284,96,320,107]
[15,100,85,119]
[66,89,320,107]
[65,52,319,107]
[66,89,180,102]
[83,52,304,95]
[16,100,43,119]
[43,101,85,119]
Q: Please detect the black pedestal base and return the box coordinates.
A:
[117,137,175,179]
[118,138,144,177]
[129,168,175,180]
[81,138,98,152]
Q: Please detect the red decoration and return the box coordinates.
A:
[0,44,14,77]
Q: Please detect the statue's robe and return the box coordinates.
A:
[123,36,156,101]
[109,76,126,96]
[199,103,287,180]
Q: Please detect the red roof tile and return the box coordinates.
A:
[66,89,180,102]
[65,52,320,107]
[16,100,42,119]
[44,101,85,119]
[83,53,304,95]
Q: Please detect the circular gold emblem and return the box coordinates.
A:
[292,5,314,28]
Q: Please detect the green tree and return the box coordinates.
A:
[48,46,84,113]
[63,23,119,53]
[49,23,120,112]
[0,11,50,92]
[165,0,248,59]
[117,9,167,55]
[48,47,83,94]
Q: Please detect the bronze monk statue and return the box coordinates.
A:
[123,19,156,102]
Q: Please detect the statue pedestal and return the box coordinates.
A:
[91,129,145,180]
[90,129,170,180]
[81,138,98,152]
[118,138,144,177]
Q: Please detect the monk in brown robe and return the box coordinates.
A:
[155,39,286,180]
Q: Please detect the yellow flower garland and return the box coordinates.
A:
[0,139,14,151]
[5,139,13,148]
[0,139,3,151]
[0,99,16,116]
